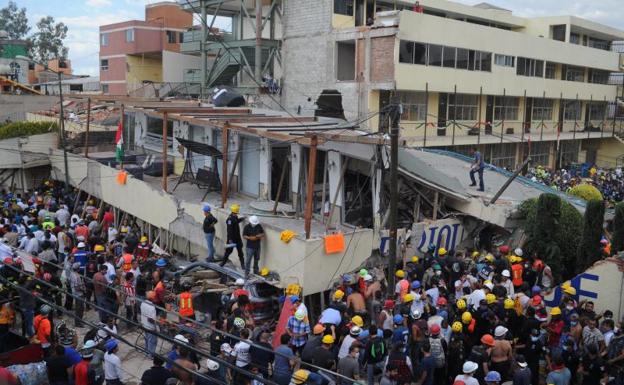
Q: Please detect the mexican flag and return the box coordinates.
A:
[115,121,124,162]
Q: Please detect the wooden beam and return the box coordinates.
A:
[84,97,91,158]
[304,135,318,239]
[272,154,289,215]
[221,124,229,208]
[162,111,168,192]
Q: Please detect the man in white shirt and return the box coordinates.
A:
[104,339,124,384]
[140,291,158,357]
[233,328,252,370]
[24,233,39,254]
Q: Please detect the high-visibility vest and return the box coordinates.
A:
[511,264,523,287]
[178,292,194,317]
[122,253,133,272]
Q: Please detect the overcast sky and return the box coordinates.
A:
[2,0,624,76]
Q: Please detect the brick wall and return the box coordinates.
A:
[370,36,395,82]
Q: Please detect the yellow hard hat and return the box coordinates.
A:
[395,270,405,278]
[486,293,496,304]
[452,321,463,333]
[471,251,480,258]
[550,307,562,316]
[140,236,148,243]
[485,254,494,262]
[321,335,335,344]
[260,267,269,276]
[456,299,467,310]
[509,256,517,264]
[351,315,364,327]
[504,298,515,310]
[462,311,473,324]
[403,293,415,303]
[292,369,310,384]
[333,289,345,300]
[563,286,576,296]
[230,204,240,214]
[438,247,447,256]
[94,244,105,252]
[411,256,419,263]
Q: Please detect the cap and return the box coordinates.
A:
[40,304,51,315]
[155,258,167,267]
[462,361,479,374]
[206,359,219,371]
[236,278,245,286]
[494,326,508,338]
[484,371,501,382]
[313,324,325,335]
[174,334,189,344]
[249,215,259,226]
[72,262,81,270]
[321,335,335,344]
[202,204,211,213]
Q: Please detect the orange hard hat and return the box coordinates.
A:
[481,334,495,346]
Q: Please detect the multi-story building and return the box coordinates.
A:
[182,0,624,169]
[99,1,199,95]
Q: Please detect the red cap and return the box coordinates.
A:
[531,295,542,306]
[429,324,441,335]
[499,245,510,254]
[384,299,395,310]
[437,297,448,306]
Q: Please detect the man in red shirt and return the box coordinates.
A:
[73,345,95,385]
[102,209,114,232]
[75,221,90,240]
[34,305,52,356]
[545,307,565,347]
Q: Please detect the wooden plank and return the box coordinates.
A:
[304,135,318,239]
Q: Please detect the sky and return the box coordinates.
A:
[2,0,624,76]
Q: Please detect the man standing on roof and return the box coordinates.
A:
[202,204,217,262]
[220,204,245,269]
[469,147,485,192]
[242,215,264,277]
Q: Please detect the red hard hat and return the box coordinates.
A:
[3,257,12,265]
[32,257,41,265]
[533,259,544,271]
[499,245,510,254]
[429,324,441,335]
[437,297,448,306]
[384,299,395,310]
[531,295,542,306]
[481,334,495,346]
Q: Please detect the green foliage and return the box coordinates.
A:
[0,121,58,140]
[0,1,30,40]
[30,16,68,63]
[524,194,564,281]
[613,203,624,254]
[577,199,605,272]
[569,184,603,202]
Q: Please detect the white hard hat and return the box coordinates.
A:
[514,248,523,257]
[249,215,259,226]
[363,274,373,282]
[463,361,479,374]
[494,325,508,337]
[174,334,189,344]
[77,242,86,248]
[502,269,511,278]
[206,359,220,371]
[235,278,245,286]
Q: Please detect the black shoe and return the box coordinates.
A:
[469,183,476,186]
[477,188,485,192]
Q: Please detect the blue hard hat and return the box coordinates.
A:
[484,371,501,382]
[105,339,118,352]
[155,258,167,267]
[202,204,211,212]
[393,314,404,324]
[411,280,421,289]
[290,295,300,303]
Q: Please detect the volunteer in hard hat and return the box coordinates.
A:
[394,269,409,302]
[286,308,310,355]
[242,215,264,277]
[34,304,52,356]
[545,306,565,347]
[510,254,524,289]
[491,326,512,381]
[220,204,245,269]
[135,235,152,263]
[117,246,134,273]
[202,204,218,262]
[448,321,467,379]
[104,339,124,384]
[500,269,514,297]
[177,282,195,320]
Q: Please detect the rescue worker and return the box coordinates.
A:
[73,242,89,273]
[34,304,52,356]
[41,215,55,231]
[178,283,195,320]
[510,255,524,290]
[135,236,151,264]
[220,204,245,269]
[118,247,134,273]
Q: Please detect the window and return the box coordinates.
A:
[532,99,553,121]
[494,54,514,67]
[530,142,550,166]
[517,57,544,77]
[443,46,456,68]
[560,140,579,166]
[334,0,354,16]
[545,62,556,79]
[588,102,607,121]
[166,30,176,44]
[448,93,478,121]
[493,96,520,121]
[398,91,427,121]
[428,45,442,66]
[588,37,610,51]
[399,41,415,64]
[101,84,109,94]
[563,100,581,121]
[552,24,566,42]
[100,33,109,46]
[478,51,491,72]
[589,69,610,84]
[570,33,580,44]
[456,48,469,69]
[563,65,584,82]
[125,28,134,42]
[336,41,355,81]
[146,116,173,141]
[100,59,109,71]
[490,143,516,169]
[179,32,184,43]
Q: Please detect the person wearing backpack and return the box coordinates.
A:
[428,324,447,385]
[363,325,387,385]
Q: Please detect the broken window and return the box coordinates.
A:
[146,116,173,144]
[334,0,354,16]
[336,41,356,81]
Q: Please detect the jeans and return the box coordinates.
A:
[220,241,244,268]
[95,295,107,322]
[244,246,260,275]
[144,330,157,357]
[22,309,34,337]
[469,167,484,191]
[74,297,84,327]
[367,362,384,385]
[205,232,215,260]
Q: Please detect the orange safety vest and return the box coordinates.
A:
[511,263,524,287]
[122,253,133,272]
[178,292,194,317]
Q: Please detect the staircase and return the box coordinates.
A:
[206,54,240,88]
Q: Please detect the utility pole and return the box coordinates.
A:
[387,97,400,296]
[58,70,70,193]
[200,0,207,99]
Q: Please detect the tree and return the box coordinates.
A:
[611,202,624,254]
[0,1,30,40]
[30,16,68,63]
[569,184,603,201]
[576,199,605,271]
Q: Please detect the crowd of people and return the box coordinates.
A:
[526,165,624,203]
[0,180,622,385]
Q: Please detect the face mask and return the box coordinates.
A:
[435,271,442,276]
[570,321,578,326]
[566,305,574,310]
[531,336,539,342]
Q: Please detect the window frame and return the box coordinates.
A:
[166,30,177,44]
[493,96,520,121]
[494,54,514,67]
[532,98,554,121]
[448,93,479,121]
[125,28,135,43]
[101,84,109,94]
[545,62,556,79]
[333,0,354,16]
[100,33,109,46]
[398,91,427,121]
[563,100,582,121]
[100,59,109,71]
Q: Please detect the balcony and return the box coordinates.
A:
[180,30,235,54]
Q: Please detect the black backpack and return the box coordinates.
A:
[368,337,386,363]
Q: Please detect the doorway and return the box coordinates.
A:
[524,97,533,133]
[270,146,291,203]
[485,95,494,134]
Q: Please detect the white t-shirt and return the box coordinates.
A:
[454,374,479,385]
[104,352,124,381]
[233,340,251,367]
[140,301,157,331]
[338,335,356,359]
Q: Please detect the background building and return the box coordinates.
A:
[99,1,200,95]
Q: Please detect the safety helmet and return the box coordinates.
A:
[321,335,334,344]
[411,280,421,289]
[410,309,422,320]
[550,307,562,316]
[456,299,467,310]
[429,324,441,335]
[351,315,364,327]
[403,293,415,303]
[438,247,447,256]
[504,298,515,310]
[230,204,240,214]
[411,256,419,263]
[140,236,148,243]
[514,248,523,257]
[233,317,246,328]
[292,369,310,384]
[563,286,576,296]
[437,297,447,306]
[481,334,495,346]
[395,270,405,278]
[462,312,472,324]
[350,326,362,336]
[393,314,404,324]
[294,310,305,321]
[260,267,269,277]
[94,244,105,252]
[486,293,496,304]
[451,321,463,333]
